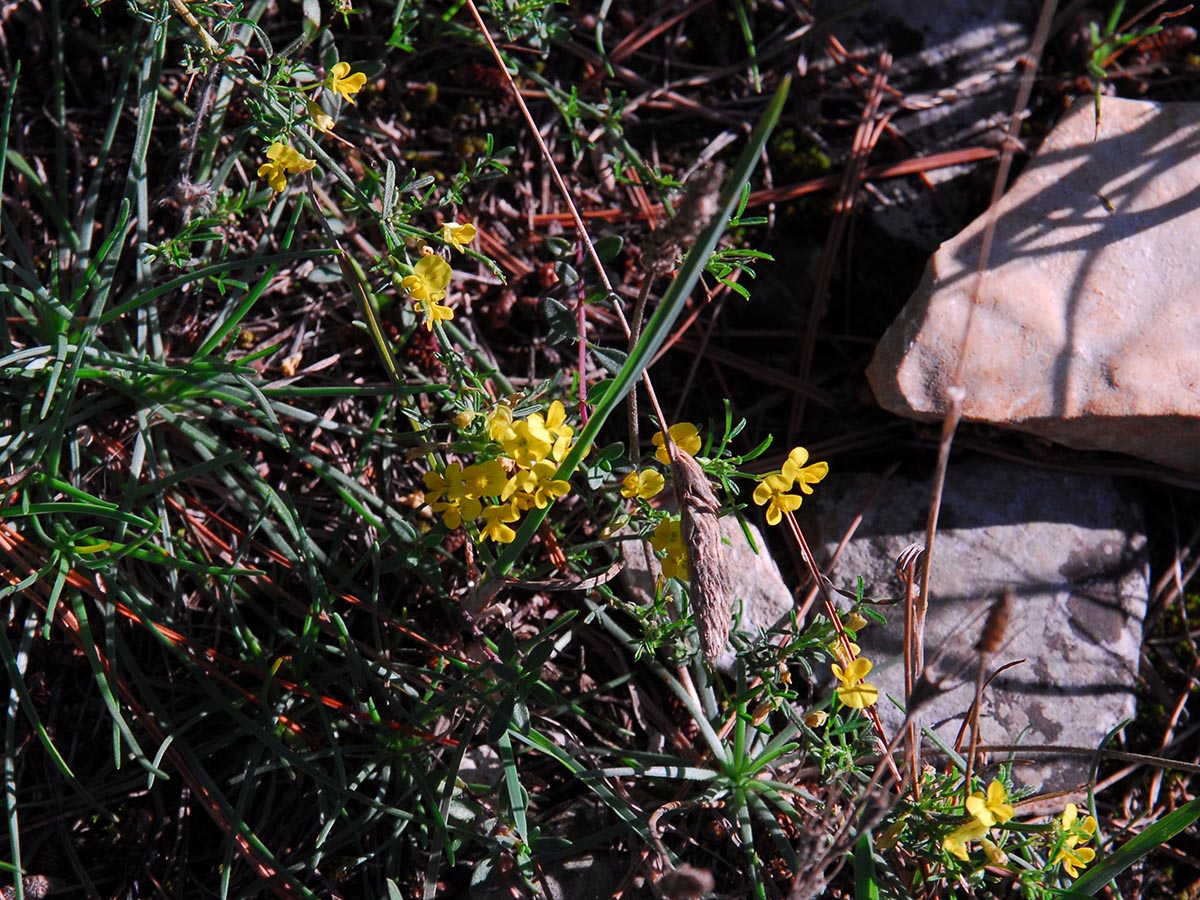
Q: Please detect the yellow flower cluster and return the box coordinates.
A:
[421,401,575,543]
[939,785,1098,878]
[752,446,829,526]
[398,223,477,330]
[257,61,369,194]
[627,422,702,581]
[942,780,1015,863]
[1053,803,1098,878]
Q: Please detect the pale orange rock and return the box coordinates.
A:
[868,97,1200,471]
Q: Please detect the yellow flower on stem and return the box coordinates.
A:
[752,472,803,526]
[413,296,454,331]
[503,460,570,509]
[480,501,520,543]
[650,517,688,580]
[843,611,868,632]
[752,446,828,526]
[257,142,316,193]
[781,446,829,494]
[621,469,665,500]
[441,221,477,252]
[326,61,367,103]
[652,422,701,465]
[305,100,335,133]
[486,405,517,444]
[942,817,988,861]
[966,781,1015,828]
[461,460,509,500]
[831,656,879,709]
[422,463,480,530]
[1053,803,1098,878]
[981,837,1008,865]
[526,400,575,462]
[401,255,452,303]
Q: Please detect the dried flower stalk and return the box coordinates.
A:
[671,448,732,664]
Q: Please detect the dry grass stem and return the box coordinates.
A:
[670,448,732,665]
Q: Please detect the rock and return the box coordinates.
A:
[867,97,1200,472]
[620,517,796,669]
[803,458,1147,793]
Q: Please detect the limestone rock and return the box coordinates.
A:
[803,458,1147,793]
[868,97,1200,471]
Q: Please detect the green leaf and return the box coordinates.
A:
[593,234,624,261]
[855,830,879,900]
[588,342,627,375]
[541,295,577,345]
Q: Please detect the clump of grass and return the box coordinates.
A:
[2,1,1198,898]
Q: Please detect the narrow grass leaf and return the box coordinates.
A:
[854,829,880,900]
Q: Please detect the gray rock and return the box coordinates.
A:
[868,97,1200,471]
[803,458,1147,792]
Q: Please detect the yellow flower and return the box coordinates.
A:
[621,469,665,500]
[461,460,509,500]
[781,446,829,494]
[526,400,575,462]
[804,710,828,728]
[441,221,477,252]
[752,472,803,526]
[652,422,701,464]
[305,100,335,133]
[503,460,570,509]
[326,61,367,103]
[829,639,860,667]
[965,781,1015,828]
[1053,803,1098,878]
[480,501,520,543]
[503,419,553,469]
[1057,843,1096,878]
[831,656,878,709]
[486,405,517,443]
[413,296,454,331]
[843,611,868,632]
[422,463,480,530]
[650,517,688,580]
[942,817,988,861]
[257,142,316,193]
[401,255,452,303]
[981,837,1008,866]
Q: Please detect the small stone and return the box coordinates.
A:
[868,97,1200,471]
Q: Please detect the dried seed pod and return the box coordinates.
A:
[671,449,732,664]
[975,589,1012,657]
